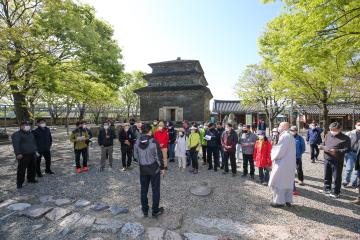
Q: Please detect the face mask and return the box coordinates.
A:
[104,125,109,130]
[40,123,46,128]
[258,135,264,140]
[273,132,278,136]
[330,131,339,136]
[153,122,158,126]
[179,132,184,136]
[125,126,129,131]
[158,127,163,131]
[83,125,87,129]
[24,126,31,131]
[243,130,248,133]
[225,128,230,132]
[356,126,360,131]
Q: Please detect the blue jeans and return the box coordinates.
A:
[168,143,175,161]
[343,151,359,186]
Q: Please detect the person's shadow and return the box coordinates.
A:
[284,205,360,234]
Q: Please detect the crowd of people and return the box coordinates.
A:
[10,117,360,217]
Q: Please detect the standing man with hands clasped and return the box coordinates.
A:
[319,122,351,198]
[12,121,39,189]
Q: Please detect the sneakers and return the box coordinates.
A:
[298,181,305,186]
[193,169,199,174]
[329,193,340,199]
[76,168,82,174]
[122,167,127,172]
[152,207,164,218]
[17,184,23,189]
[293,191,300,196]
[311,159,316,163]
[45,170,55,174]
[262,182,268,186]
[342,182,349,187]
[318,189,331,194]
[37,173,43,178]
[241,174,247,178]
[250,175,255,180]
[83,166,89,172]
[285,202,292,207]
[232,173,237,177]
[270,203,284,208]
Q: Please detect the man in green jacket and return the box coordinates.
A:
[70,121,90,173]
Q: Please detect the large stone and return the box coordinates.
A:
[74,199,91,208]
[39,195,55,203]
[90,203,109,211]
[164,230,182,240]
[193,217,255,236]
[159,213,183,230]
[45,207,72,221]
[32,224,43,231]
[92,218,123,233]
[74,214,96,228]
[55,198,72,207]
[146,227,165,240]
[189,186,212,197]
[22,206,53,219]
[109,206,129,215]
[60,213,82,227]
[120,222,145,239]
[183,233,219,240]
[7,203,31,211]
[0,199,17,208]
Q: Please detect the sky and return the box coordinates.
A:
[80,0,283,100]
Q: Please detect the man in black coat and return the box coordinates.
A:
[12,121,38,188]
[206,123,221,171]
[98,121,116,171]
[32,119,54,177]
[119,122,135,171]
[352,135,360,205]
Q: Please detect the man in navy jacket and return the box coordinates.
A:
[306,121,323,163]
[32,119,54,177]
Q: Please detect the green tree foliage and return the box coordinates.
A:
[0,0,124,123]
[259,0,360,129]
[119,71,146,119]
[237,64,288,132]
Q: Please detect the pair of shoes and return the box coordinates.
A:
[250,175,255,180]
[351,199,360,205]
[262,182,268,186]
[82,166,89,172]
[28,180,38,183]
[329,193,340,199]
[222,171,229,175]
[208,167,213,170]
[193,169,198,174]
[17,184,23,189]
[37,173,43,178]
[214,169,218,172]
[298,181,305,186]
[45,170,54,174]
[220,165,224,170]
[164,167,168,171]
[318,189,331,194]
[152,207,164,218]
[241,174,247,178]
[285,202,292,207]
[76,168,82,174]
[293,191,300,196]
[342,182,349,187]
[311,160,316,163]
[202,162,207,166]
[189,168,194,173]
[232,173,237,177]
[122,167,127,172]
[143,211,148,218]
[270,203,284,208]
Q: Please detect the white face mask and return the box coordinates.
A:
[24,126,31,131]
[40,123,46,128]
[273,132,278,136]
[330,131,339,136]
[104,125,109,130]
[83,124,87,129]
[225,128,230,132]
[179,132,184,136]
[258,135,264,140]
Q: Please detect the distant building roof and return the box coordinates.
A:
[298,104,360,115]
[213,100,261,114]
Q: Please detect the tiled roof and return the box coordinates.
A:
[134,85,212,95]
[298,105,360,115]
[213,100,260,114]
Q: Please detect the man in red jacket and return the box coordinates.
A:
[154,121,169,170]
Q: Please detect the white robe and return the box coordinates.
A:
[269,131,296,190]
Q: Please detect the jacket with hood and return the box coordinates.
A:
[134,135,164,175]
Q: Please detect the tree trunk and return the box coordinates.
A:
[78,104,86,120]
[11,90,31,124]
[322,102,329,134]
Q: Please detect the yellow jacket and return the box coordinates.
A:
[187,132,201,151]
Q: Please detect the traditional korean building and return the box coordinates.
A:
[135,58,213,122]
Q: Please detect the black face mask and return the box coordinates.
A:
[243,130,248,133]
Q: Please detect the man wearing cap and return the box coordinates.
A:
[240,125,257,179]
[154,121,169,170]
[319,122,351,198]
[32,118,54,177]
[12,122,38,188]
[269,122,296,207]
[290,126,306,186]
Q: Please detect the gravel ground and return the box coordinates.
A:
[0,127,359,240]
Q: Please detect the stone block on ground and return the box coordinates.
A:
[92,218,123,233]
[6,203,31,211]
[60,213,82,227]
[145,227,165,240]
[183,233,219,240]
[193,217,255,236]
[0,199,17,208]
[45,207,72,221]
[74,199,91,208]
[109,206,129,215]
[55,198,72,207]
[74,214,96,228]
[32,224,44,231]
[90,203,109,211]
[22,205,53,219]
[120,222,145,239]
[164,230,182,240]
[159,213,183,230]
[39,195,55,203]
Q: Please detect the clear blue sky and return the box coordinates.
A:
[81,0,283,100]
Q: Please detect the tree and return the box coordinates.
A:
[258,0,359,130]
[236,64,288,132]
[0,0,124,123]
[119,71,146,119]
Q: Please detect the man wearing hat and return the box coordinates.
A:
[154,121,169,170]
[319,122,351,198]
[11,121,38,188]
